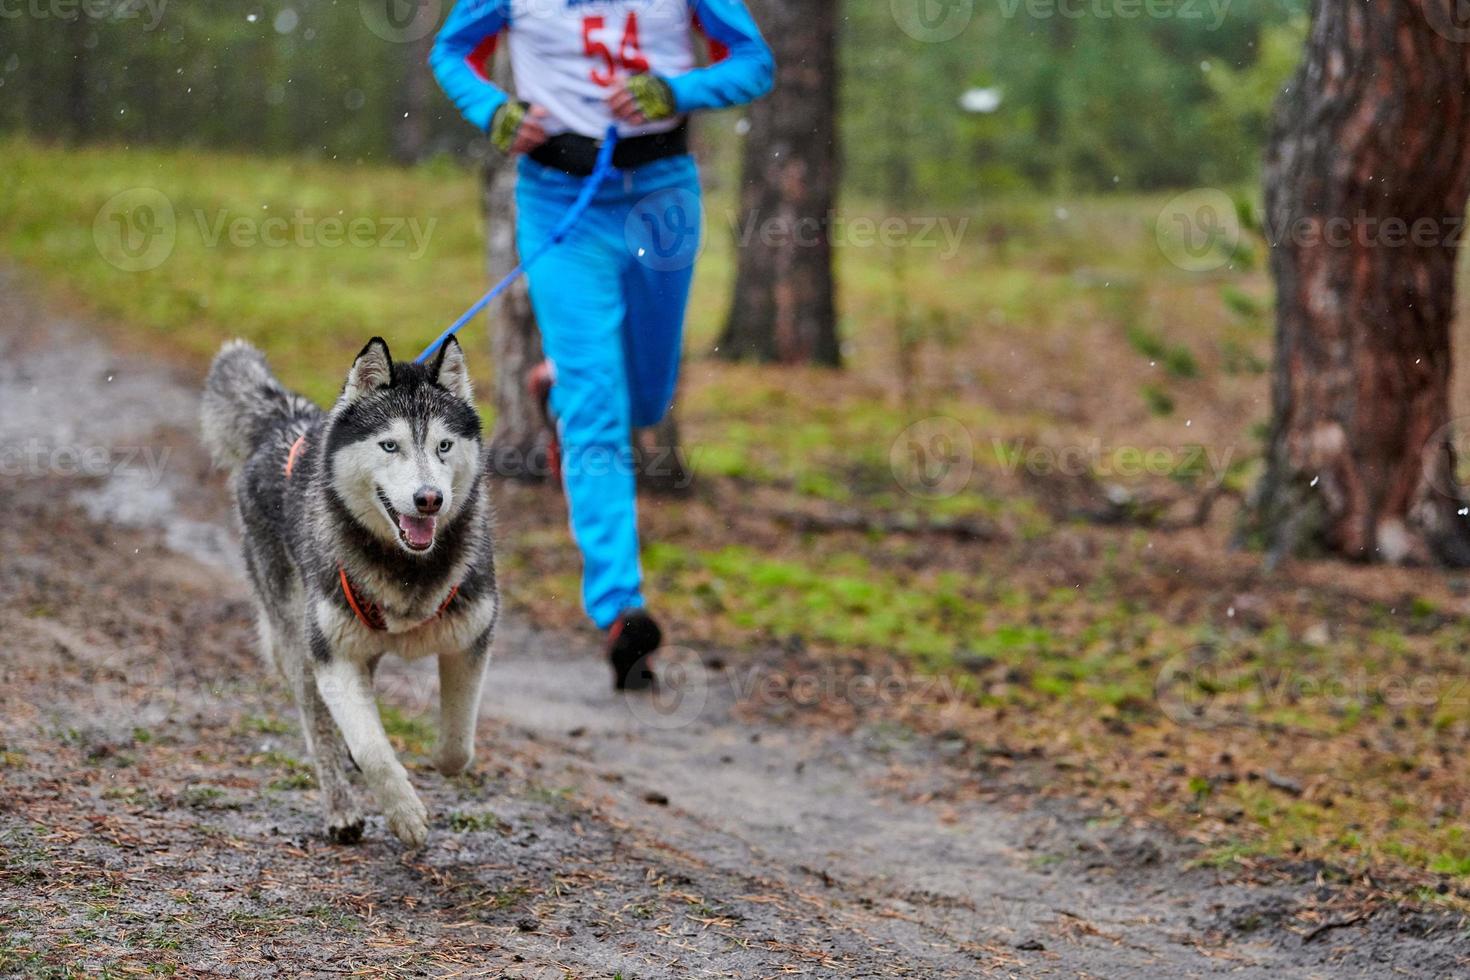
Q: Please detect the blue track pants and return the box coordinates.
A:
[516,153,702,629]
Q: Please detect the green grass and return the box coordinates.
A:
[0,133,1228,449]
[648,543,970,663]
[379,704,435,756]
[178,785,235,810]
[0,136,486,405]
[449,809,510,834]
[1125,322,1199,379]
[243,713,292,736]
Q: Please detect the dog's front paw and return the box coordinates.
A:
[326,811,366,845]
[435,745,474,777]
[327,816,364,846]
[384,791,430,848]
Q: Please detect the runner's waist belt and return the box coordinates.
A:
[529,122,689,177]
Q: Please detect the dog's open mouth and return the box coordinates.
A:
[377,489,436,552]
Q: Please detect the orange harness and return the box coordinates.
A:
[284,432,459,633]
[337,568,459,633]
[283,433,308,478]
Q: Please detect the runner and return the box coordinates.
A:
[431,0,774,690]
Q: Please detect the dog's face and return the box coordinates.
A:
[327,337,483,556]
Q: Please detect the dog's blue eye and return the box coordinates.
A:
[438,440,453,454]
[379,440,398,453]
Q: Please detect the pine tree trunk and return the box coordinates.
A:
[482,147,553,482]
[479,56,545,481]
[1252,0,1470,566]
[634,414,693,495]
[717,0,840,366]
[393,33,434,165]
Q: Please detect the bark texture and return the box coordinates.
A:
[717,0,840,366]
[481,57,549,481]
[482,147,554,482]
[1253,0,1470,566]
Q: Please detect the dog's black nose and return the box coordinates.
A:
[413,487,442,515]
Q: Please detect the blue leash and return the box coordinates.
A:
[415,126,622,364]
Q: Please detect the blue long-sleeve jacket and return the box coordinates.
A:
[430,0,774,137]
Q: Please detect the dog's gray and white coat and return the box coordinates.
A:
[202,336,497,846]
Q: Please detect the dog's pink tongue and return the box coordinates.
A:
[398,514,437,548]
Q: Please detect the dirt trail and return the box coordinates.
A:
[1,267,1464,977]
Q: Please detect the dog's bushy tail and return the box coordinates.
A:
[201,340,314,471]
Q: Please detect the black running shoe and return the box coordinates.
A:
[606,608,661,691]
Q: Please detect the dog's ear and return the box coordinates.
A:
[429,336,473,403]
[344,337,393,402]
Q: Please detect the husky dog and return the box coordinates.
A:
[202,337,497,847]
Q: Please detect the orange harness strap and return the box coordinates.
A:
[338,567,459,633]
[339,567,387,631]
[283,433,307,478]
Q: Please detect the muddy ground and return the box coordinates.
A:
[1,268,1466,977]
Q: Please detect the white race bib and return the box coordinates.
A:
[508,0,697,138]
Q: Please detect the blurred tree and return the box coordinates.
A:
[0,1,1305,196]
[482,142,550,481]
[475,52,554,484]
[63,14,91,141]
[393,34,435,164]
[1252,0,1470,566]
[718,0,840,367]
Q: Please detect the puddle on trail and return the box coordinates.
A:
[72,468,242,574]
[0,317,196,446]
[0,311,241,574]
